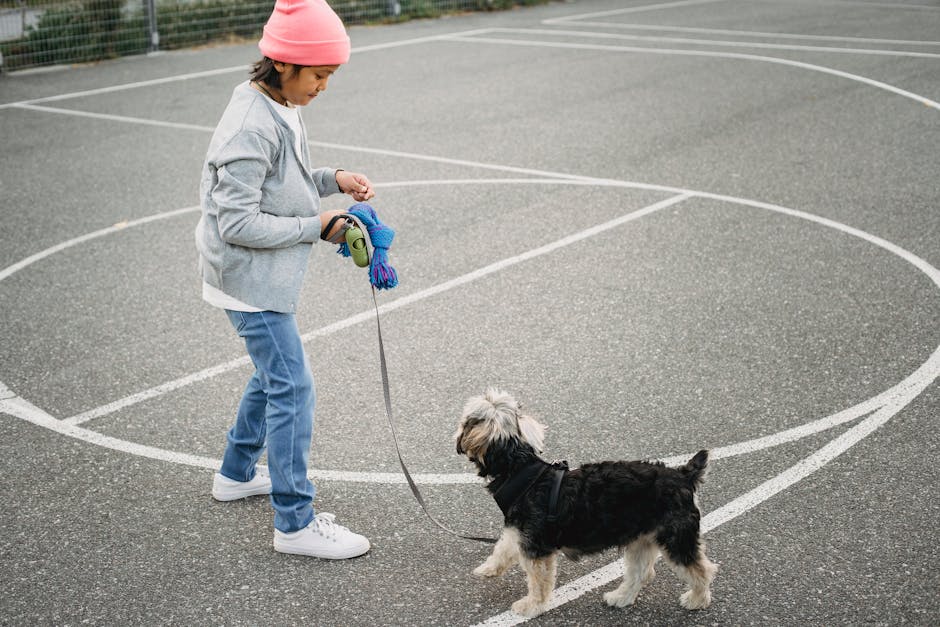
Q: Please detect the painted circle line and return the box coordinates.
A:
[0,20,934,624]
[0,178,938,488]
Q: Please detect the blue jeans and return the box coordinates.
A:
[220,310,316,533]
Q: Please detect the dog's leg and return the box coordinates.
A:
[603,537,660,608]
[658,528,716,610]
[511,553,557,618]
[673,553,717,610]
[473,527,521,578]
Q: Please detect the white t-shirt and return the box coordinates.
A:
[270,98,307,167]
[202,97,309,313]
[202,282,263,312]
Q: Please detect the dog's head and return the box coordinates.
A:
[454,389,546,468]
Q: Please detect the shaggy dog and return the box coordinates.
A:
[455,389,717,617]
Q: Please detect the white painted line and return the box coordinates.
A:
[61,356,250,426]
[551,21,940,47]
[468,164,940,624]
[60,191,690,426]
[305,140,609,183]
[822,0,940,9]
[509,27,940,58]
[442,34,940,111]
[0,380,15,400]
[11,34,939,155]
[0,66,247,108]
[3,181,622,287]
[1,177,936,491]
[0,29,495,109]
[7,103,613,186]
[349,29,494,53]
[9,175,940,458]
[11,103,215,132]
[0,391,481,484]
[544,0,940,27]
[544,0,727,23]
[700,386,927,531]
[0,205,200,283]
[0,394,226,471]
[0,174,936,575]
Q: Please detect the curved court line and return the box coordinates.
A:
[32,177,940,434]
[514,29,940,58]
[474,362,937,626]
[0,179,937,488]
[543,0,727,21]
[3,177,933,626]
[553,21,940,47]
[14,98,658,184]
[0,393,483,484]
[0,205,200,283]
[443,32,940,111]
[544,0,940,25]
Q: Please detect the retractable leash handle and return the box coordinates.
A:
[320,213,370,268]
[344,224,369,268]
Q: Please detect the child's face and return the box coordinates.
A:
[276,64,340,106]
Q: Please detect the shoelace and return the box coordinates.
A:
[312,513,346,539]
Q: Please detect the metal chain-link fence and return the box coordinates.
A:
[0,0,543,72]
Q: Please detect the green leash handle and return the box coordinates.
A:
[345,225,370,268]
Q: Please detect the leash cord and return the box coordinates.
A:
[363,266,497,544]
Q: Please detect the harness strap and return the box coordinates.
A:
[545,463,567,525]
[492,461,552,517]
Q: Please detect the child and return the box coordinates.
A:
[195,0,372,559]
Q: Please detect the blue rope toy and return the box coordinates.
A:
[337,202,399,290]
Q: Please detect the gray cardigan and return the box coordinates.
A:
[195,81,342,313]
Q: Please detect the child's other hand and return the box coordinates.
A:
[337,170,375,201]
[319,209,348,243]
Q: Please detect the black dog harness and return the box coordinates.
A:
[493,459,569,520]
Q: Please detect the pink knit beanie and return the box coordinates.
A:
[258,0,350,66]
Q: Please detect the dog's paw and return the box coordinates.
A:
[511,596,547,617]
[679,589,712,610]
[472,562,504,578]
[603,589,637,608]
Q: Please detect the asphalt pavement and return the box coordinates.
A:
[1,0,938,624]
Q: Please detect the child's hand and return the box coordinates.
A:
[337,170,375,201]
[319,210,349,243]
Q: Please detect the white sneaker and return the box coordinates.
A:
[211,472,272,501]
[274,513,371,559]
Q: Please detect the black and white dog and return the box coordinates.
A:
[455,389,717,618]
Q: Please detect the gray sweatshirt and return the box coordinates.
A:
[195,81,342,313]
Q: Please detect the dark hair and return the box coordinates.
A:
[250,57,307,89]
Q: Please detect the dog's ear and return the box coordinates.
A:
[517,413,546,453]
[455,418,491,463]
[454,417,479,456]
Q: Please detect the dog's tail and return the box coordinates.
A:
[681,449,709,490]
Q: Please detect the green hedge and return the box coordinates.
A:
[1,0,550,72]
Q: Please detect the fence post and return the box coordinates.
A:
[145,0,159,52]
